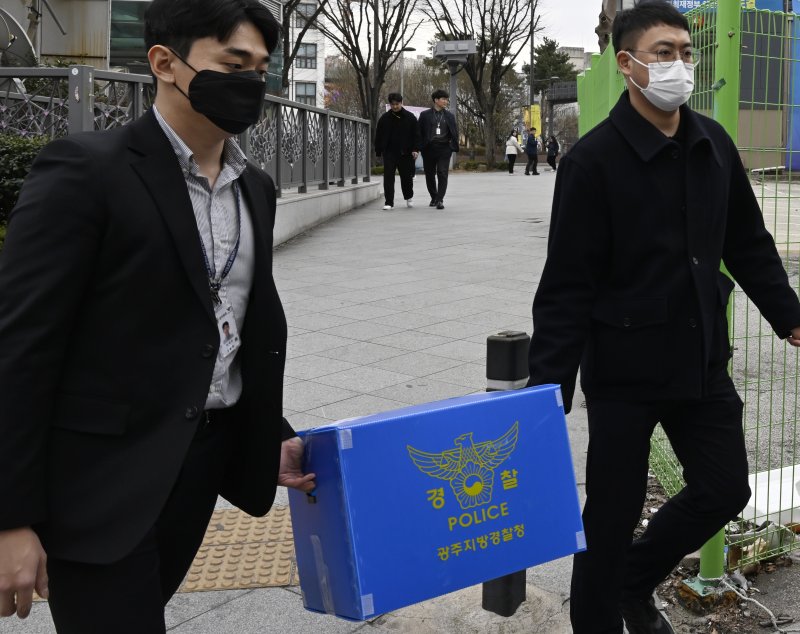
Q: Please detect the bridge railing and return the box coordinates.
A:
[0,65,372,197]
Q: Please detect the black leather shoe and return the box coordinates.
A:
[436,201,445,209]
[620,596,675,634]
[429,199,437,207]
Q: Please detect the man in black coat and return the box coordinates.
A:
[418,89,459,210]
[0,0,314,630]
[375,92,420,210]
[527,2,800,633]
[524,126,540,175]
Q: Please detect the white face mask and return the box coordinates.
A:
[627,53,694,112]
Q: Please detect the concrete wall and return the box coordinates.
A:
[274,181,381,246]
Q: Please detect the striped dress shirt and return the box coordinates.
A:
[153,105,255,410]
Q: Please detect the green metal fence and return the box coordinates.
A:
[577,0,800,572]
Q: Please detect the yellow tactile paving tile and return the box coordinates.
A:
[32,506,297,600]
[179,506,298,592]
[201,506,293,545]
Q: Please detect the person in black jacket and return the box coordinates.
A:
[374,92,421,210]
[418,89,459,209]
[546,135,559,171]
[524,127,540,175]
[527,2,800,633]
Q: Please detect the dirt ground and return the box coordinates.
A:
[635,478,800,634]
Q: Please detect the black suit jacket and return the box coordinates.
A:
[0,111,292,563]
[529,92,800,413]
[418,107,459,153]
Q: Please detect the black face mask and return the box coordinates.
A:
[170,50,267,134]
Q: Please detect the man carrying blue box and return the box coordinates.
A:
[527,2,800,633]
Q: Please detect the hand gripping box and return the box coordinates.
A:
[287,384,585,620]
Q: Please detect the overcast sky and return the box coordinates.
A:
[406,0,603,61]
[537,0,603,52]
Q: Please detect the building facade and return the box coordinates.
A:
[285,0,325,108]
[0,0,285,93]
[558,46,593,73]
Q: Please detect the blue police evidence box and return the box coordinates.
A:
[287,384,585,621]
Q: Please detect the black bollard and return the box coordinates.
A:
[481,331,530,617]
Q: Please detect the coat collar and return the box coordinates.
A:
[609,91,722,167]
[126,111,271,326]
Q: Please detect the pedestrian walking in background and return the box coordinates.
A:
[546,135,560,171]
[527,2,800,633]
[418,89,459,210]
[505,131,524,174]
[375,92,420,210]
[0,0,315,630]
[524,127,540,175]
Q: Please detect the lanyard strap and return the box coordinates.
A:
[199,180,242,305]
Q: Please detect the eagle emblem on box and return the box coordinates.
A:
[407,422,519,510]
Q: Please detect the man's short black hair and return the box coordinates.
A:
[431,89,449,101]
[387,92,403,103]
[611,0,690,54]
[145,0,280,60]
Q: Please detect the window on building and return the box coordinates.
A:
[295,3,318,28]
[295,82,317,105]
[109,0,149,68]
[294,43,317,69]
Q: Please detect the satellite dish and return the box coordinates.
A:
[0,8,37,67]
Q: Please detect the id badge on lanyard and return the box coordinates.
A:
[199,180,243,359]
[216,302,241,358]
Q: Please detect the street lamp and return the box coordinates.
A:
[398,46,415,95]
[547,75,560,142]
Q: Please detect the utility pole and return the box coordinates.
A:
[529,1,535,105]
[373,0,379,95]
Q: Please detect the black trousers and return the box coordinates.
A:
[525,153,538,174]
[506,154,517,173]
[47,411,237,633]
[547,155,557,170]
[571,369,750,634]
[422,145,452,202]
[382,153,415,206]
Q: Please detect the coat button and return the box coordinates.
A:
[185,406,199,419]
[202,344,215,358]
[623,317,632,327]
[689,318,697,328]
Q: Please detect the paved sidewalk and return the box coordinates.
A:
[14,169,797,633]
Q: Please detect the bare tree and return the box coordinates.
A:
[421,0,541,165]
[316,0,423,135]
[281,0,330,94]
[324,56,365,116]
[386,57,448,108]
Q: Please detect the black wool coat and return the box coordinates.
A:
[374,107,421,157]
[528,92,800,413]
